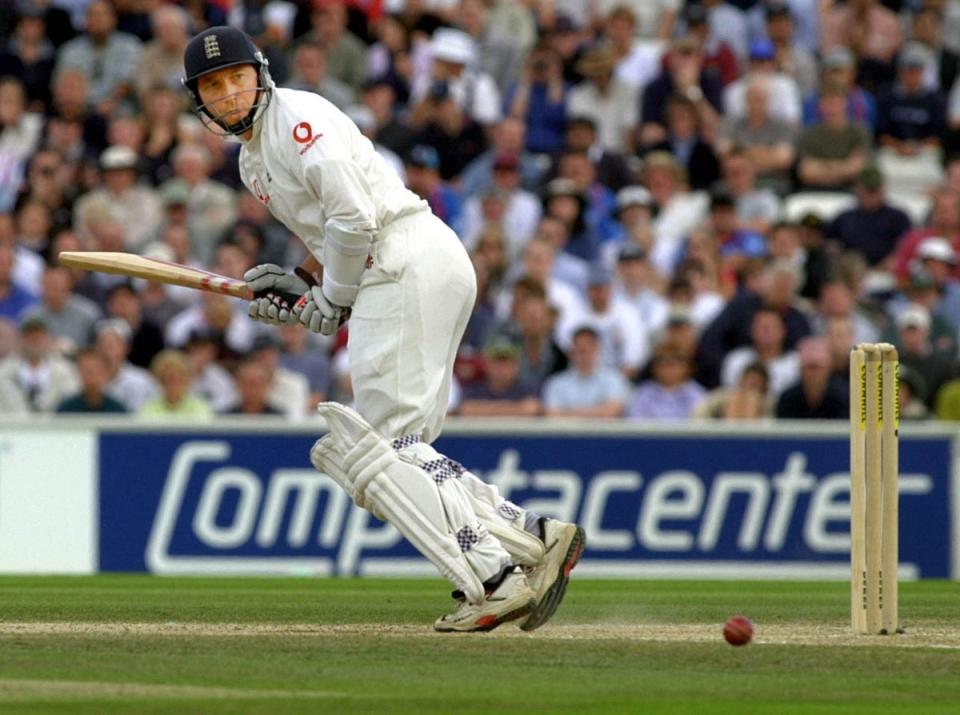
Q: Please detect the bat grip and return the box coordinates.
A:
[253,289,304,306]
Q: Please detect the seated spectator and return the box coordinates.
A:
[894,303,957,409]
[640,35,723,149]
[884,268,958,358]
[183,328,236,414]
[723,38,802,126]
[0,316,78,414]
[529,214,590,292]
[644,94,720,191]
[48,68,108,157]
[284,41,354,109]
[613,243,669,337]
[345,104,405,181]
[299,0,367,94]
[694,360,775,420]
[57,347,126,413]
[409,81,487,181]
[0,241,37,321]
[718,78,797,193]
[555,150,620,246]
[140,349,212,418]
[458,118,543,199]
[135,3,189,98]
[0,6,56,111]
[898,363,929,420]
[604,187,657,264]
[0,77,43,184]
[892,192,960,282]
[626,343,706,420]
[404,144,463,235]
[165,292,257,360]
[911,238,960,338]
[826,166,912,269]
[764,2,817,97]
[876,43,946,158]
[54,0,142,116]
[21,264,101,354]
[497,238,586,329]
[684,3,739,87]
[721,307,800,397]
[718,148,781,234]
[458,334,541,417]
[543,325,631,417]
[457,0,524,91]
[604,5,664,92]
[813,280,880,346]
[561,115,635,193]
[506,44,569,156]
[796,81,871,191]
[776,337,848,419]
[803,47,876,129]
[911,4,959,93]
[228,359,285,416]
[361,78,416,159]
[558,264,650,380]
[104,282,164,369]
[96,318,156,412]
[248,333,311,419]
[567,43,638,154]
[821,0,902,76]
[513,288,568,392]
[701,0,749,61]
[540,177,602,263]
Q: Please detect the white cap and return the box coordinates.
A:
[896,303,931,331]
[99,145,139,171]
[96,318,133,342]
[430,28,476,65]
[615,185,655,212]
[917,237,957,264]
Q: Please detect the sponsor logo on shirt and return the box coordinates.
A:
[292,121,322,155]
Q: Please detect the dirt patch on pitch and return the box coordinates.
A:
[0,621,958,648]
[0,678,340,702]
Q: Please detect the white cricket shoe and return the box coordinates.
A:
[519,520,586,632]
[434,568,536,633]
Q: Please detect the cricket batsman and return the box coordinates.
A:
[182,26,585,632]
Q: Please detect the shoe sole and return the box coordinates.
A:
[520,526,586,632]
[434,598,535,633]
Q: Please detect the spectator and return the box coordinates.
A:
[458,333,541,417]
[911,4,959,93]
[284,41,354,109]
[140,348,212,418]
[530,214,590,291]
[594,0,679,42]
[540,176,601,263]
[876,43,946,162]
[543,325,631,417]
[135,3,189,99]
[911,237,960,337]
[166,293,256,360]
[0,76,44,163]
[683,3,739,87]
[506,44,569,156]
[561,115,635,193]
[558,264,649,380]
[227,358,284,416]
[459,117,543,199]
[73,145,163,251]
[183,327,237,414]
[409,80,487,180]
[21,264,100,353]
[497,237,586,330]
[605,186,657,263]
[96,318,156,412]
[721,306,800,397]
[301,0,367,94]
[884,268,958,358]
[644,94,720,191]
[0,4,56,111]
[248,332,311,419]
[894,303,957,409]
[764,1,817,97]
[603,5,664,92]
[514,288,567,392]
[0,315,78,414]
[626,343,706,420]
[364,13,412,103]
[796,81,872,191]
[717,77,797,193]
[456,0,523,93]
[48,68,108,156]
[821,0,902,71]
[19,149,73,232]
[278,323,331,407]
[724,38,802,126]
[555,150,620,248]
[54,0,142,116]
[769,221,832,301]
[640,35,723,148]
[826,166,911,268]
[893,191,960,282]
[403,144,463,235]
[701,0,750,61]
[567,43,638,154]
[694,360,775,419]
[802,47,876,129]
[56,347,127,413]
[776,337,848,419]
[104,282,164,369]
[897,364,929,420]
[0,241,37,321]
[719,148,781,234]
[361,77,416,159]
[613,243,669,336]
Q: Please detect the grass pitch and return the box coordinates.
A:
[0,577,958,714]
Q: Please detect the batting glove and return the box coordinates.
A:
[243,264,310,326]
[294,285,350,335]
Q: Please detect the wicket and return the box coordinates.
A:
[849,343,900,635]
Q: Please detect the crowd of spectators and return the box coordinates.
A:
[3,0,960,422]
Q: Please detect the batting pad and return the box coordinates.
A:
[397,442,546,568]
[312,402,487,603]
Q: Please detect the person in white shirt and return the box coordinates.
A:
[182,26,584,633]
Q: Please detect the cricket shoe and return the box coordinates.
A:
[519,519,586,632]
[434,567,535,633]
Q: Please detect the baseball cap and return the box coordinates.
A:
[896,303,932,330]
[857,166,885,189]
[823,47,855,69]
[100,145,139,171]
[765,2,791,19]
[483,334,520,360]
[917,237,957,264]
[587,264,614,286]
[251,332,282,352]
[617,244,647,262]
[19,315,48,333]
[749,39,776,62]
[667,305,693,326]
[710,190,736,210]
[407,145,440,170]
[96,318,132,342]
[160,180,191,207]
[615,185,655,213]
[899,42,930,69]
[431,28,475,65]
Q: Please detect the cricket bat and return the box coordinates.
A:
[58,251,301,304]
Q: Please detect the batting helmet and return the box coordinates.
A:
[182,26,273,136]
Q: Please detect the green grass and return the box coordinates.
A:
[0,577,958,714]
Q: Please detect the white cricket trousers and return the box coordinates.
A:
[348,209,476,443]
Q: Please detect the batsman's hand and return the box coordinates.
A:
[243,264,310,326]
[294,285,350,335]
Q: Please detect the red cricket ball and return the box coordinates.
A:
[723,615,754,646]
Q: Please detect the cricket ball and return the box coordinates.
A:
[723,615,753,646]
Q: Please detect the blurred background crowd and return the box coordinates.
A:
[3,0,960,422]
